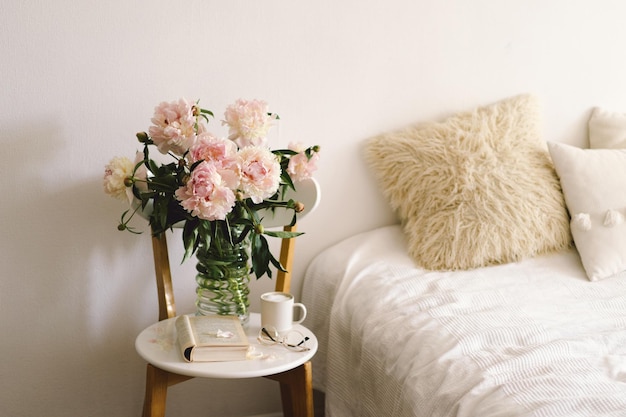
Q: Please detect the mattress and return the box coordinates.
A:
[301,225,626,417]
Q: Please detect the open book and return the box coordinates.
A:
[175,315,250,362]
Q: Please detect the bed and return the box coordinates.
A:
[302,225,626,417]
[301,96,626,416]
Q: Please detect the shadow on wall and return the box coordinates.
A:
[0,120,165,413]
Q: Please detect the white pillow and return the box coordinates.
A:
[588,107,626,149]
[548,142,626,281]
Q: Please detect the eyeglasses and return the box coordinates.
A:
[258,327,310,352]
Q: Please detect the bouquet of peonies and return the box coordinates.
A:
[104,98,320,278]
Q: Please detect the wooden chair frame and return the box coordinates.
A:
[142,225,313,417]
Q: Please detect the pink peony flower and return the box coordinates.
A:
[287,142,320,183]
[189,133,240,189]
[175,162,236,221]
[189,133,237,164]
[222,99,277,148]
[148,98,201,156]
[237,146,281,203]
[103,156,134,201]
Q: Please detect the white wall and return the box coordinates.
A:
[2,1,626,416]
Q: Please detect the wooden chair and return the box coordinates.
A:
[141,178,320,417]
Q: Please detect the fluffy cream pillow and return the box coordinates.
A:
[548,142,626,281]
[365,94,571,271]
[588,107,626,149]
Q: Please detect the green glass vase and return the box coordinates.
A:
[195,226,251,325]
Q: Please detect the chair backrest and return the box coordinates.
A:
[150,178,320,322]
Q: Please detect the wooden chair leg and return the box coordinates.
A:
[143,361,311,417]
[142,364,193,417]
[265,361,313,417]
[142,364,169,417]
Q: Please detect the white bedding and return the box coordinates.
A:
[301,225,626,417]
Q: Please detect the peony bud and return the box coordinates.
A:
[294,201,305,213]
[255,224,264,234]
[123,177,134,187]
[136,132,149,143]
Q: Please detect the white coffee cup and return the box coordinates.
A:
[260,292,307,333]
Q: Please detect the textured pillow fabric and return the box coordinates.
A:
[548,142,626,281]
[364,94,571,271]
[588,107,626,149]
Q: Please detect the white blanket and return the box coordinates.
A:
[302,225,626,417]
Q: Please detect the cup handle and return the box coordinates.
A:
[293,303,307,325]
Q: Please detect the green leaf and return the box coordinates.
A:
[263,230,304,239]
[272,149,297,156]
[218,220,234,246]
[280,171,295,191]
[233,225,252,245]
[182,219,199,262]
[148,159,159,175]
[189,159,204,171]
[251,234,271,279]
[269,251,286,273]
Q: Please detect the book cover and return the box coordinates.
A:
[175,315,250,362]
